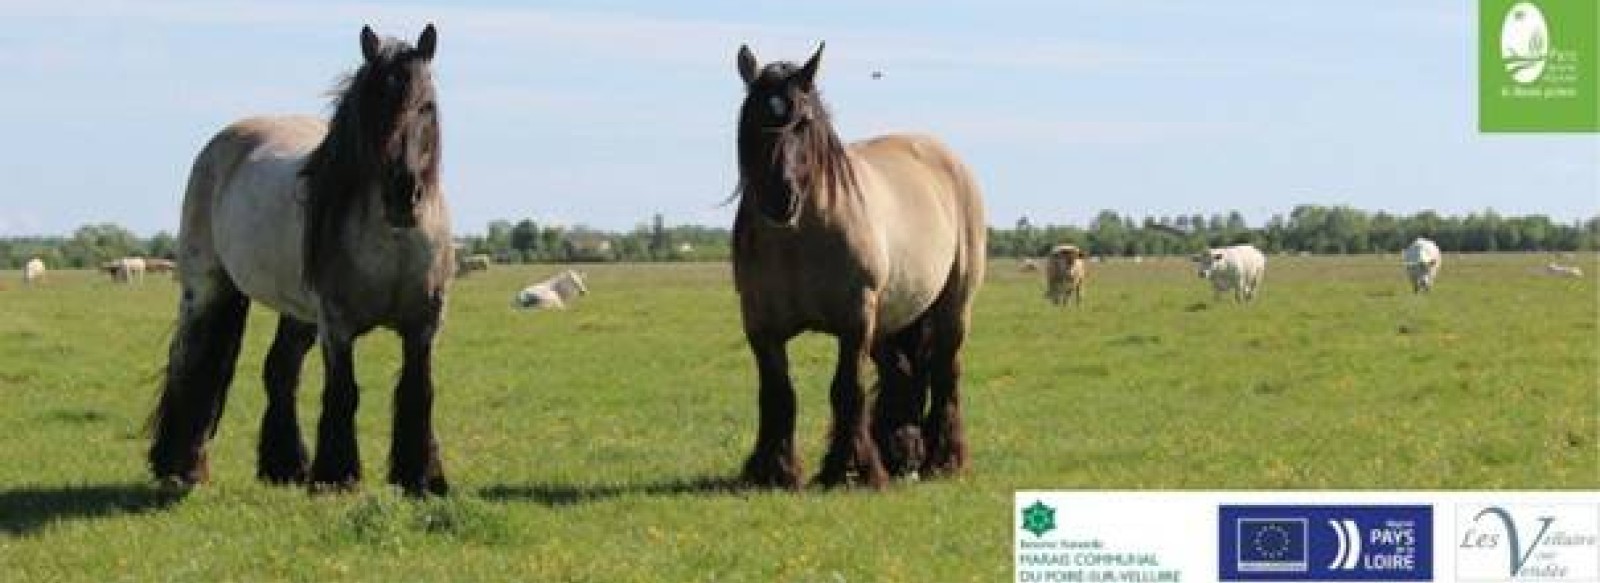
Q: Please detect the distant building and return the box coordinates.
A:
[563,234,615,262]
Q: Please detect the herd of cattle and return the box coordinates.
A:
[15,252,592,311]
[12,238,1588,304]
[1030,237,1586,306]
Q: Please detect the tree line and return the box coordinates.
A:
[990,205,1600,258]
[4,206,1596,269]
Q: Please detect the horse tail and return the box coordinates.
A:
[147,122,264,483]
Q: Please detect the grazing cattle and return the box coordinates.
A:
[455,253,491,276]
[144,258,177,274]
[22,257,46,286]
[1194,244,1265,303]
[1044,245,1086,306]
[731,44,987,489]
[514,270,587,309]
[1401,238,1441,293]
[1544,263,1584,278]
[102,257,147,283]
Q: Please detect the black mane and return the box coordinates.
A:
[300,36,440,289]
[735,64,856,223]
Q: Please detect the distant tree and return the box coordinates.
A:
[649,213,669,260]
[510,219,539,261]
[147,231,177,259]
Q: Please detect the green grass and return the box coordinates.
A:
[1,254,1595,581]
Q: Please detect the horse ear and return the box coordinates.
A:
[737,44,758,86]
[797,41,825,90]
[360,25,381,63]
[416,23,437,60]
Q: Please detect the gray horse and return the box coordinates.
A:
[148,25,454,496]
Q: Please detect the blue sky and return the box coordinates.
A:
[1,0,1595,236]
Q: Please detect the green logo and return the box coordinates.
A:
[1480,0,1599,132]
[1021,500,1057,538]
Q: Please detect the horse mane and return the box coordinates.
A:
[299,40,440,290]
[300,72,370,290]
[735,83,858,217]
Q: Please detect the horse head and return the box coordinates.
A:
[351,24,441,229]
[734,43,850,227]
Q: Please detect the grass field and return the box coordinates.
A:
[1,254,1595,581]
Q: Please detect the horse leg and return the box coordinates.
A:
[148,279,250,485]
[740,334,802,489]
[922,302,972,478]
[389,319,449,496]
[816,313,889,489]
[871,320,928,479]
[309,328,361,491]
[257,315,316,484]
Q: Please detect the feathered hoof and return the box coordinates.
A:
[256,464,308,485]
[149,449,209,488]
[390,475,450,497]
[307,479,362,495]
[740,452,803,490]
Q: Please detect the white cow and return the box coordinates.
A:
[22,257,46,285]
[101,257,147,284]
[1544,263,1584,278]
[1045,245,1086,306]
[514,270,588,309]
[1401,238,1441,293]
[1194,244,1266,303]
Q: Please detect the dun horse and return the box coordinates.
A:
[730,44,987,489]
[148,25,454,496]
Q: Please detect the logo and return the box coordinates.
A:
[1479,0,1599,132]
[1021,500,1057,538]
[1502,2,1550,84]
[1237,517,1309,572]
[1220,505,1432,581]
[1456,503,1600,581]
[1329,519,1363,571]
[1014,493,1190,583]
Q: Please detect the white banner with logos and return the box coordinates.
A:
[1014,491,1599,583]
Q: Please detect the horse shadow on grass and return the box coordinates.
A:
[0,482,184,535]
[478,474,747,508]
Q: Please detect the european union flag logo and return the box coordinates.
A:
[1237,518,1308,573]
[1221,505,1432,581]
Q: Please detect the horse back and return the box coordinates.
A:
[180,116,327,322]
[847,134,987,332]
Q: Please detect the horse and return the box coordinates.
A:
[22,257,45,286]
[513,269,588,309]
[730,44,987,489]
[147,24,453,496]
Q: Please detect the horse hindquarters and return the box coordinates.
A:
[149,277,250,485]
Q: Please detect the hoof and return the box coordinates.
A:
[307,479,361,495]
[392,475,451,497]
[257,461,308,485]
[741,452,803,490]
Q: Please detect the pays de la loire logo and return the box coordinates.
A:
[1021,500,1057,538]
[1501,2,1551,83]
